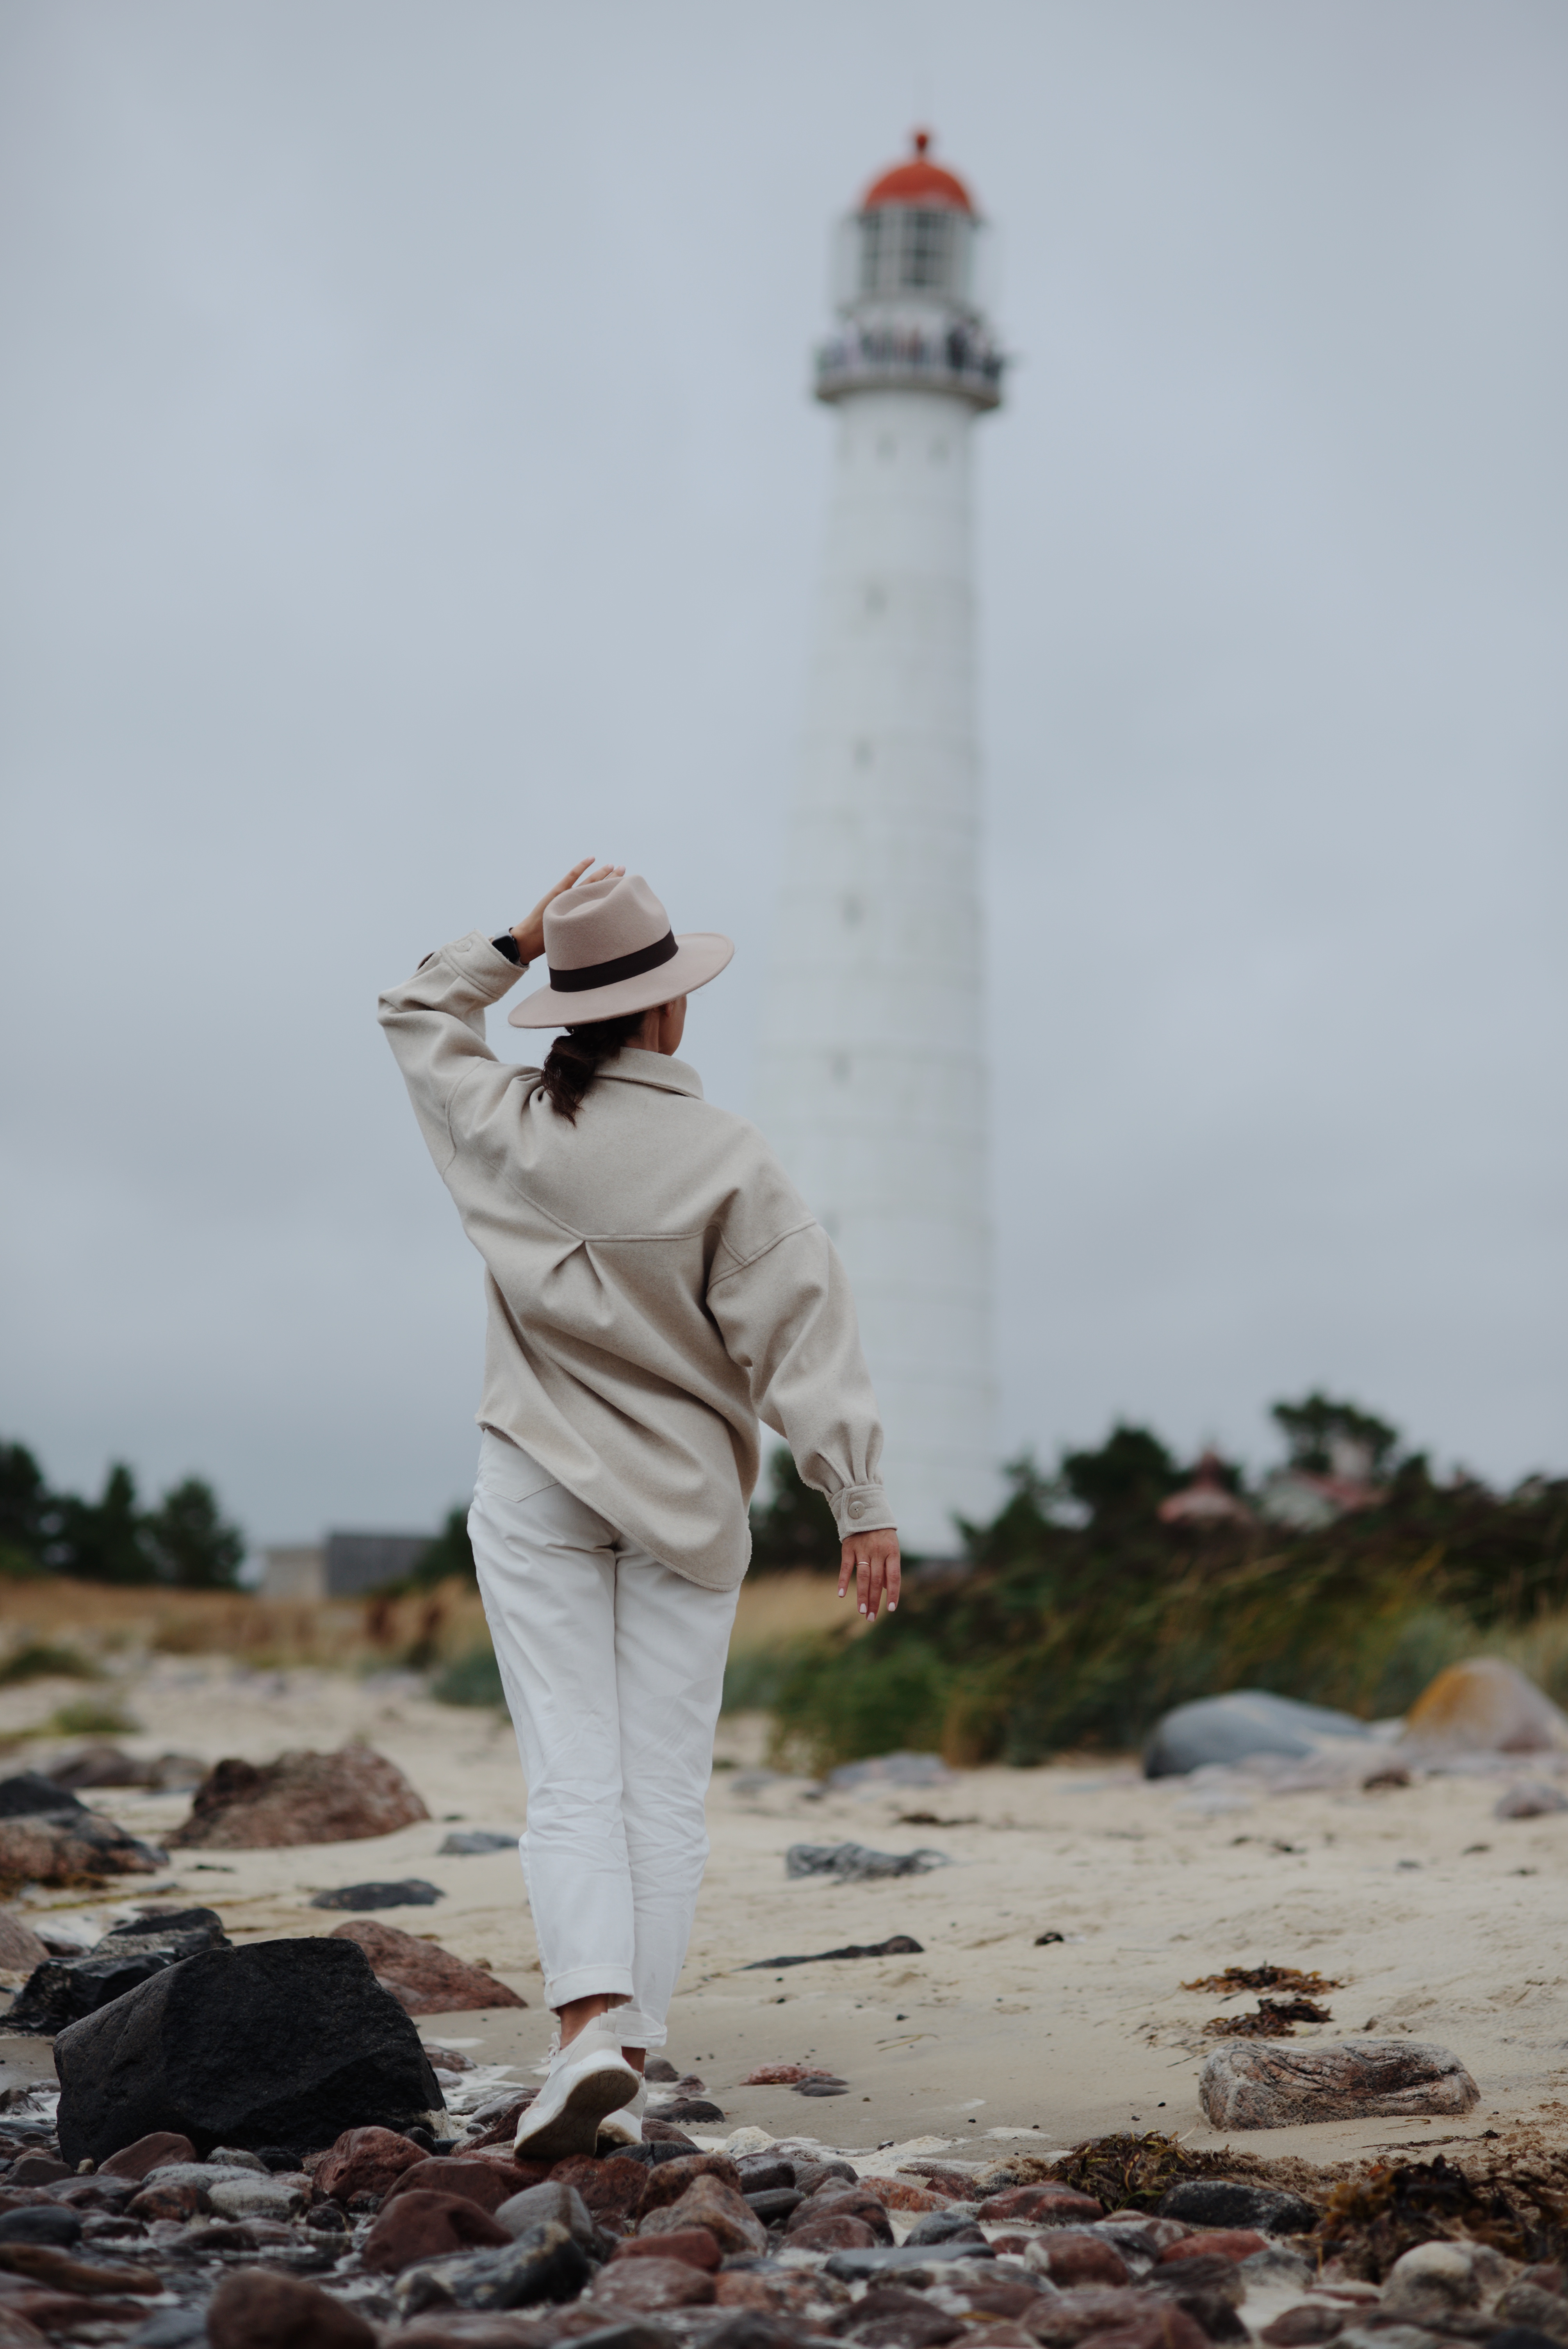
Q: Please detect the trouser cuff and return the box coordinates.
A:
[544,1966,635,2010]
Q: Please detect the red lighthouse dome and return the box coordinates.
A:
[862,129,975,215]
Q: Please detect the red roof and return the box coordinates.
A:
[863,129,974,215]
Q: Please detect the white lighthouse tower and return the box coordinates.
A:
[756,132,1004,1553]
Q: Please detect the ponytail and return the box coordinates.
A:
[539,1011,646,1123]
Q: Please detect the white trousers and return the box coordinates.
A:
[467,1429,739,2047]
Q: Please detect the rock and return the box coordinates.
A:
[1494,2287,1568,2343]
[6,1910,231,2035]
[124,2313,211,2349]
[825,2244,996,2282]
[309,1881,444,1911]
[1198,2038,1479,2128]
[0,2242,160,2294]
[1143,1692,1372,1779]
[394,2222,593,2313]
[54,1937,445,2165]
[1382,2240,1511,2314]
[206,2174,305,2221]
[1025,2288,1211,2349]
[0,2210,82,2247]
[0,1810,165,1891]
[170,1744,429,1849]
[5,2154,73,2183]
[1488,2331,1568,2349]
[0,1913,51,1973]
[784,1844,951,1881]
[793,2214,881,2251]
[494,2181,599,2248]
[613,2229,721,2271]
[1028,2234,1131,2288]
[859,2176,952,2212]
[1495,1783,1568,1820]
[127,2181,205,2221]
[643,2176,766,2256]
[311,2125,429,2199]
[325,1919,524,2011]
[549,2155,649,2232]
[0,1773,88,1817]
[385,2156,529,2214]
[906,2213,987,2247]
[363,2188,514,2272]
[741,1936,927,1971]
[1401,1659,1568,1754]
[735,2156,797,2190]
[206,2269,376,2349]
[790,2187,894,2245]
[845,2285,966,2346]
[440,1831,519,1855]
[1157,2182,1318,2233]
[744,2187,802,2224]
[978,2186,1105,2226]
[590,2257,717,2312]
[1160,2232,1267,2266]
[637,2155,743,2215]
[650,2096,725,2123]
[1260,2311,1347,2346]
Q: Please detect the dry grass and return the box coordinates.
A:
[730,1569,857,1652]
[0,1578,490,1677]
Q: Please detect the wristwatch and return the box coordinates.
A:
[492,934,523,965]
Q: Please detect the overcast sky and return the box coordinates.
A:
[2,0,1564,1552]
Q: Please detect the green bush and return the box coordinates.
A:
[48,1700,141,1737]
[0,1642,101,1688]
[432,1643,506,1707]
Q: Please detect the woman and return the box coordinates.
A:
[379,860,899,2158]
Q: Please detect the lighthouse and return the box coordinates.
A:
[755,132,1005,1554]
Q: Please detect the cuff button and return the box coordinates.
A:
[847,1498,866,1520]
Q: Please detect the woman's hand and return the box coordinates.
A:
[839,1527,901,1622]
[511,861,625,964]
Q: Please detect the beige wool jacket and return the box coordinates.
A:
[378,930,894,1590]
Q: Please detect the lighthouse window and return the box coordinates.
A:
[903,209,953,290]
[858,209,886,294]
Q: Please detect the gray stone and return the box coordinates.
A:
[905,2213,987,2246]
[307,1880,444,1911]
[784,1844,952,1882]
[205,2173,305,2220]
[1158,2180,1319,2232]
[0,1771,88,1817]
[1494,2286,1568,2343]
[1144,1692,1372,1779]
[6,1906,234,2034]
[124,2313,211,2349]
[205,2144,269,2172]
[494,2179,598,2247]
[438,1831,517,1855]
[0,2206,83,2245]
[394,2218,593,2313]
[1495,1783,1568,1820]
[1198,2038,1479,2128]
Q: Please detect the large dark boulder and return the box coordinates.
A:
[7,1908,230,2036]
[53,1936,444,2166]
[0,1772,88,1817]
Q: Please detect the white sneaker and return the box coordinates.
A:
[513,2016,640,2162]
[596,2075,647,2149]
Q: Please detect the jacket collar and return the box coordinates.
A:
[596,1049,705,1101]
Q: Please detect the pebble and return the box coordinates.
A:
[1158,2180,1319,2233]
[98,2132,198,2182]
[644,2176,767,2255]
[362,2186,514,2273]
[590,2254,718,2310]
[1198,2038,1480,2127]
[310,2124,429,2201]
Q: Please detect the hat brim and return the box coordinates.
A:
[506,932,735,1029]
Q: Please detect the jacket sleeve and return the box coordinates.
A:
[706,1215,896,1542]
[377,931,528,1175]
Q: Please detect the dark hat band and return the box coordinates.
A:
[549,929,678,994]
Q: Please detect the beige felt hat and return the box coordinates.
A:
[507,872,734,1029]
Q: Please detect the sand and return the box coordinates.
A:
[2,1654,1566,2174]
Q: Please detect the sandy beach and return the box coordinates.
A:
[3,1651,1564,2179]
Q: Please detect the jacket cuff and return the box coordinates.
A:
[444,929,529,1002]
[829,1483,896,1538]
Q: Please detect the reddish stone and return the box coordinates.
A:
[960,2330,1037,2349]
[310,2126,428,2203]
[903,2164,985,2199]
[394,2326,559,2349]
[980,2185,1105,2226]
[848,2286,966,2348]
[1024,2297,1209,2349]
[589,2256,717,2311]
[788,2212,879,2252]
[644,2176,766,2256]
[788,2187,893,2244]
[4,2161,71,2188]
[0,2245,159,2296]
[328,1919,527,2013]
[611,2228,721,2272]
[1159,2231,1267,2265]
[948,2285,1046,2320]
[170,1745,428,1849]
[858,2174,953,2212]
[463,2094,535,2150]
[207,2269,377,2349]
[383,2157,520,2214]
[360,2189,511,2275]
[549,2153,648,2229]
[127,2182,204,2222]
[98,2131,197,2183]
[1032,2236,1131,2289]
[636,2152,743,2214]
[1260,2311,1348,2347]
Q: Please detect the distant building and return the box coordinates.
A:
[1158,1452,1256,1528]
[1259,1438,1386,1531]
[259,1532,432,1602]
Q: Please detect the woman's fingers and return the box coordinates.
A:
[838,1532,901,1622]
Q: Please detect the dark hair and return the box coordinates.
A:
[539,1011,646,1123]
